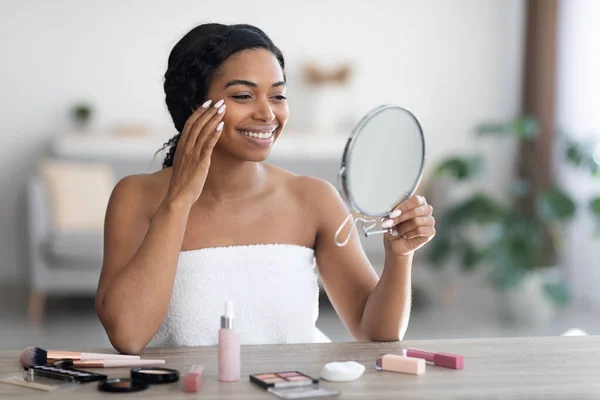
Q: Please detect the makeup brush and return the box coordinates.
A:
[54,358,166,368]
[19,346,140,367]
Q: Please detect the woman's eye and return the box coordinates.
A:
[232,94,252,100]
[272,95,287,101]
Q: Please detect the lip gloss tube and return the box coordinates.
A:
[184,365,204,393]
[403,349,464,369]
[375,354,425,375]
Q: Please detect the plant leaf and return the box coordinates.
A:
[445,194,504,225]
[543,280,570,307]
[511,115,539,139]
[476,121,510,135]
[486,215,543,289]
[477,115,539,139]
[538,187,576,222]
[565,143,584,167]
[460,243,488,271]
[426,235,452,267]
[434,157,483,180]
[590,196,600,216]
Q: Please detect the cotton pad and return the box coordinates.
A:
[319,361,365,382]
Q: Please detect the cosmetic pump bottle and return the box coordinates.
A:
[218,300,240,382]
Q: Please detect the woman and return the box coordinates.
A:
[95,23,435,355]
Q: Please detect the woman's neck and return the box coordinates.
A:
[199,154,267,204]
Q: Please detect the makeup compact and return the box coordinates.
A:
[98,378,149,393]
[130,367,180,384]
[250,371,339,399]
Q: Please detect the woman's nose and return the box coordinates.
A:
[253,99,275,122]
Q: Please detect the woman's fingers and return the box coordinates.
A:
[401,225,436,240]
[179,100,213,154]
[381,198,433,230]
[391,215,435,237]
[203,121,224,154]
[182,99,223,154]
[194,100,226,149]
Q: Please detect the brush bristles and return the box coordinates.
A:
[19,346,48,367]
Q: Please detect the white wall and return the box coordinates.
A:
[0,0,525,284]
[556,0,600,308]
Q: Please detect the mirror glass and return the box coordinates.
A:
[336,104,425,245]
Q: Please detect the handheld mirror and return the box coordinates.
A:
[335,104,426,246]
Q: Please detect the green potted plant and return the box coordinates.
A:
[71,102,93,131]
[426,115,600,323]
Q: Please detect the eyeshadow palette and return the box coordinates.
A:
[251,371,319,389]
[250,371,339,399]
[26,365,107,383]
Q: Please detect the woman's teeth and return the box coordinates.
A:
[238,130,274,139]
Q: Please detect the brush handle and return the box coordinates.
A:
[80,352,140,360]
[72,359,166,368]
[47,351,140,360]
[103,359,165,368]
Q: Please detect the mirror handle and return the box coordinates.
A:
[334,214,392,246]
[334,213,355,247]
[364,227,393,237]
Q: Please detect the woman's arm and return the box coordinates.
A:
[95,176,192,355]
[96,102,226,354]
[310,178,434,341]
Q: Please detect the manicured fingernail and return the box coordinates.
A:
[217,104,226,114]
[389,210,402,219]
[216,121,224,131]
[381,219,394,229]
[392,229,399,237]
[214,99,224,108]
[201,100,212,108]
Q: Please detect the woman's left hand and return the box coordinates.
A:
[382,195,436,257]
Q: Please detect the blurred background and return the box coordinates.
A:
[0,0,598,350]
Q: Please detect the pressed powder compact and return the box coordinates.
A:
[98,378,149,393]
[130,367,180,384]
[97,367,179,393]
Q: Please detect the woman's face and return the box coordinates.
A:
[205,48,289,162]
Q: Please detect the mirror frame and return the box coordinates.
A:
[338,104,427,218]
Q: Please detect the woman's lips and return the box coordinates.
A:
[236,127,278,147]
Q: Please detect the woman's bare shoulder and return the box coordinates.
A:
[265,164,341,207]
[109,168,171,215]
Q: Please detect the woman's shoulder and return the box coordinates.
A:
[109,168,171,214]
[265,164,341,206]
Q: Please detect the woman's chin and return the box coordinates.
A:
[244,150,272,163]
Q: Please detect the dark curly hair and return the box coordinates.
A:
[158,23,285,168]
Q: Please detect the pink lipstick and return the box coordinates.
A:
[403,349,464,369]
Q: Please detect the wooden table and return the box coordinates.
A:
[1,336,599,398]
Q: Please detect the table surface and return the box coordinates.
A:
[1,336,599,399]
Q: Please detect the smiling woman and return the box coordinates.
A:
[94,23,433,355]
[160,24,289,166]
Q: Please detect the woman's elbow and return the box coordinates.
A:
[358,323,403,342]
[106,327,147,355]
[97,311,147,355]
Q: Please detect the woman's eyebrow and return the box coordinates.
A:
[224,80,286,88]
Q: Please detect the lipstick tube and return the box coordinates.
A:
[404,349,464,369]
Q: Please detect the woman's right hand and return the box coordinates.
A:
[164,99,226,207]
